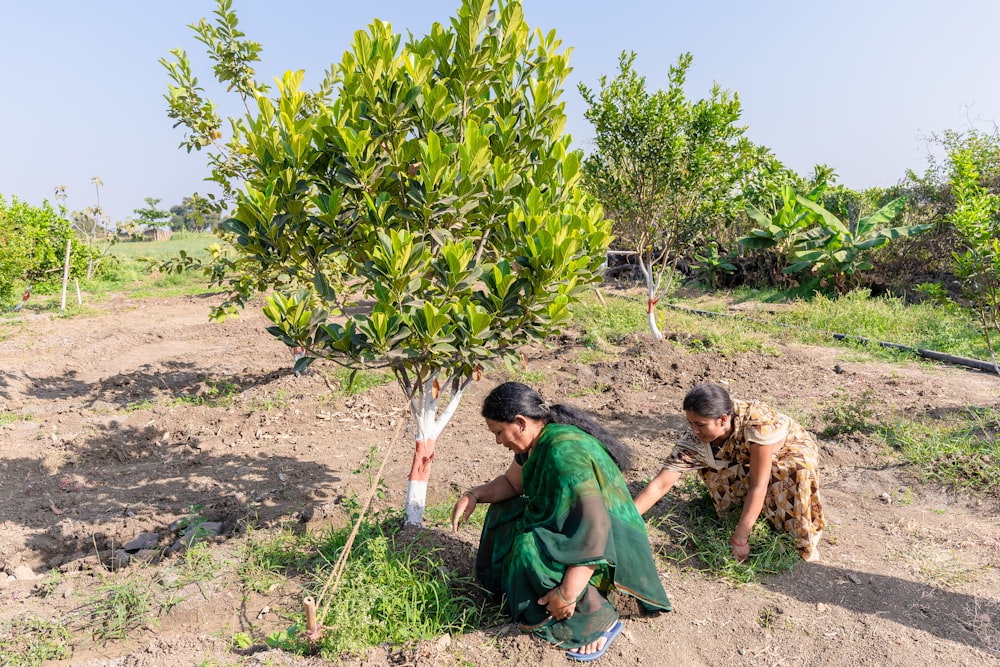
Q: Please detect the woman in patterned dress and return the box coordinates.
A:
[634,383,825,562]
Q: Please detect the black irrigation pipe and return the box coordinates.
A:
[658,302,1000,377]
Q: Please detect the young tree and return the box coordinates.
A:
[132,197,172,233]
[947,141,1000,374]
[579,52,748,338]
[164,0,612,524]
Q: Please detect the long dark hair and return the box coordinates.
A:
[682,383,734,419]
[481,381,633,470]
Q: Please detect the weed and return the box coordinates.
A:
[0,616,71,666]
[36,569,64,598]
[821,388,877,437]
[237,524,306,594]
[570,381,611,397]
[83,574,155,643]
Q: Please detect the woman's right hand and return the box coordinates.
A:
[451,492,477,531]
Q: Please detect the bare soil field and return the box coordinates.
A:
[1,290,998,666]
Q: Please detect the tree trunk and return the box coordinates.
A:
[404,437,436,525]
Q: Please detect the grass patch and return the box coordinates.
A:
[647,477,800,583]
[81,573,157,644]
[571,293,647,348]
[819,388,878,437]
[0,616,71,666]
[249,511,495,659]
[881,406,1000,497]
[731,288,989,360]
[324,366,393,397]
[0,410,32,426]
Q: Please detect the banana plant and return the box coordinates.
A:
[790,196,931,293]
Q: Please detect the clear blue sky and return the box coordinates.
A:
[2,1,999,223]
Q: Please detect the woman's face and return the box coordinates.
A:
[485,416,536,455]
[684,410,731,444]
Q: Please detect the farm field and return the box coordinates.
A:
[0,288,998,666]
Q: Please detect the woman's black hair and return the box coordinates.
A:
[481,381,633,470]
[682,383,734,419]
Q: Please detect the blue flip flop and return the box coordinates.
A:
[565,619,624,662]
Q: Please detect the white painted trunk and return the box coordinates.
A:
[648,309,663,340]
[405,480,428,525]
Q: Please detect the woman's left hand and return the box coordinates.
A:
[538,587,574,621]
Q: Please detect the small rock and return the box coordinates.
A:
[111,550,132,569]
[847,573,862,585]
[737,648,746,656]
[879,492,892,504]
[124,532,160,552]
[833,364,845,374]
[816,603,827,612]
[13,565,37,581]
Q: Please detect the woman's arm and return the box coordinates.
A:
[451,461,523,530]
[633,468,682,515]
[730,441,777,560]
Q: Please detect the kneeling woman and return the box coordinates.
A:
[635,383,826,562]
[452,382,671,661]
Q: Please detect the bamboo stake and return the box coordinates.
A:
[595,287,607,308]
[303,596,319,640]
[314,415,405,630]
[60,239,71,311]
[74,278,82,305]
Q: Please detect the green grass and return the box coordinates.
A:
[570,286,987,362]
[8,232,221,312]
[881,406,1000,497]
[82,573,157,644]
[249,511,497,659]
[324,366,394,397]
[730,287,989,360]
[646,476,801,583]
[0,616,71,666]
[571,294,648,348]
[0,410,32,426]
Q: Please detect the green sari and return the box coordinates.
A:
[476,423,671,647]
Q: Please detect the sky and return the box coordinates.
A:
[2,1,999,224]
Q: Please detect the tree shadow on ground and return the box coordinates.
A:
[6,419,346,570]
[764,562,999,656]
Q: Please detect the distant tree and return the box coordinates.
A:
[169,195,222,231]
[132,197,172,232]
[579,52,749,338]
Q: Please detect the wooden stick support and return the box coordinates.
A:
[74,278,82,305]
[304,596,319,639]
[60,239,71,311]
[595,287,607,308]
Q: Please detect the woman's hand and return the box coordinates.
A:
[538,586,575,621]
[451,492,477,531]
[730,533,750,561]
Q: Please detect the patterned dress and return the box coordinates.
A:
[661,399,826,560]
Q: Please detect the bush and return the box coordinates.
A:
[0,195,96,305]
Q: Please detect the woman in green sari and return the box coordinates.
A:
[452,382,671,661]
